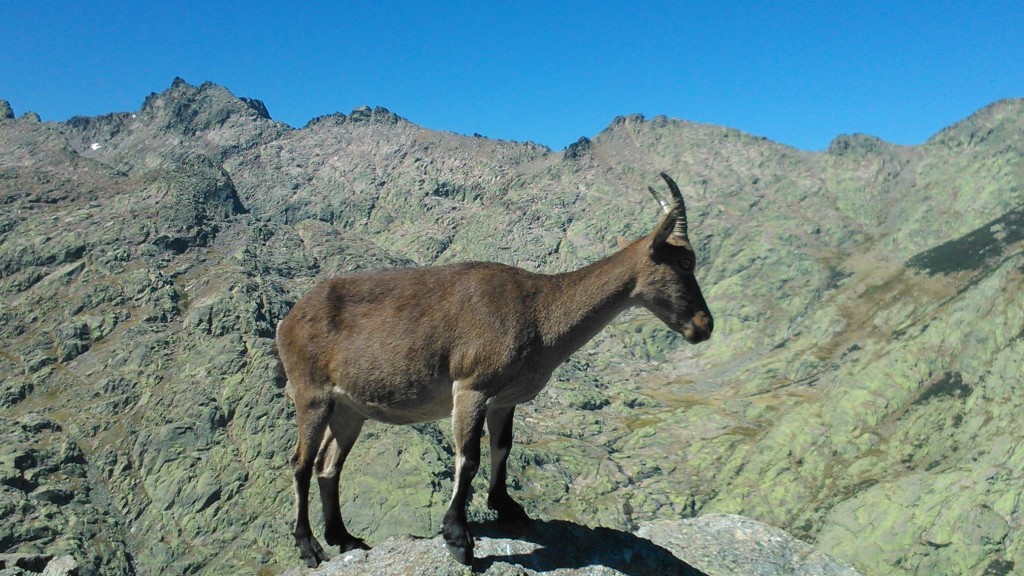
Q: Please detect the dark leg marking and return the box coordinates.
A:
[291,400,331,567]
[316,408,370,553]
[486,405,531,526]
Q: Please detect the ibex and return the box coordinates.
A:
[277,173,713,567]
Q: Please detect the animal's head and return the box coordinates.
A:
[632,173,713,344]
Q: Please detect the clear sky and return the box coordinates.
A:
[2,1,1021,151]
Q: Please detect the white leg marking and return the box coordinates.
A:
[450,453,465,505]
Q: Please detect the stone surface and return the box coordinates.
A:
[286,515,860,576]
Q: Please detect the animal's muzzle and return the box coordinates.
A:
[685,311,713,344]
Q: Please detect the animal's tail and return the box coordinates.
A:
[274,319,294,400]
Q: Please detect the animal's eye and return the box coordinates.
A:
[678,259,693,271]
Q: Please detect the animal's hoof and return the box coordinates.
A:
[338,537,371,553]
[442,512,474,565]
[445,540,474,566]
[325,526,371,553]
[296,535,329,567]
[490,496,532,527]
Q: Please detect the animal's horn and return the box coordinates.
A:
[659,172,688,238]
[647,186,672,215]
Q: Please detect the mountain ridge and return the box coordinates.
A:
[1,79,1023,575]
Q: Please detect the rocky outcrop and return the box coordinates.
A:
[0,415,132,576]
[285,515,859,576]
[0,554,80,576]
[562,136,592,161]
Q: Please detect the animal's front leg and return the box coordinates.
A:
[486,405,530,525]
[442,387,487,565]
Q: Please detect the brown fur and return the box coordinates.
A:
[278,181,713,567]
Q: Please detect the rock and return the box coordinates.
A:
[638,515,861,576]
[143,154,247,253]
[563,137,592,161]
[0,378,33,409]
[287,516,859,576]
[0,418,132,576]
[304,112,347,129]
[339,105,403,126]
[558,388,610,411]
[0,100,13,121]
[29,485,74,505]
[348,105,373,123]
[41,555,78,576]
[240,97,271,120]
[0,553,52,572]
[55,320,91,362]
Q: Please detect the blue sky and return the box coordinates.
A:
[2,1,1021,150]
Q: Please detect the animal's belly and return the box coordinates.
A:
[489,372,553,408]
[332,379,454,425]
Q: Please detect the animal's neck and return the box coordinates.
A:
[536,242,641,357]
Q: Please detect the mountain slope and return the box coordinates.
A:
[1,81,1022,575]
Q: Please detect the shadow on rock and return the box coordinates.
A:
[475,519,709,576]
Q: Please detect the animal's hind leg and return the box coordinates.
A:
[316,405,368,552]
[486,405,530,526]
[291,397,332,567]
[442,387,488,566]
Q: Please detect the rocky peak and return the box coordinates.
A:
[927,97,1024,150]
[609,113,647,128]
[826,133,891,156]
[348,105,405,125]
[139,78,279,136]
[563,136,593,161]
[0,100,13,120]
[303,111,348,129]
[303,106,408,130]
[240,96,272,120]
